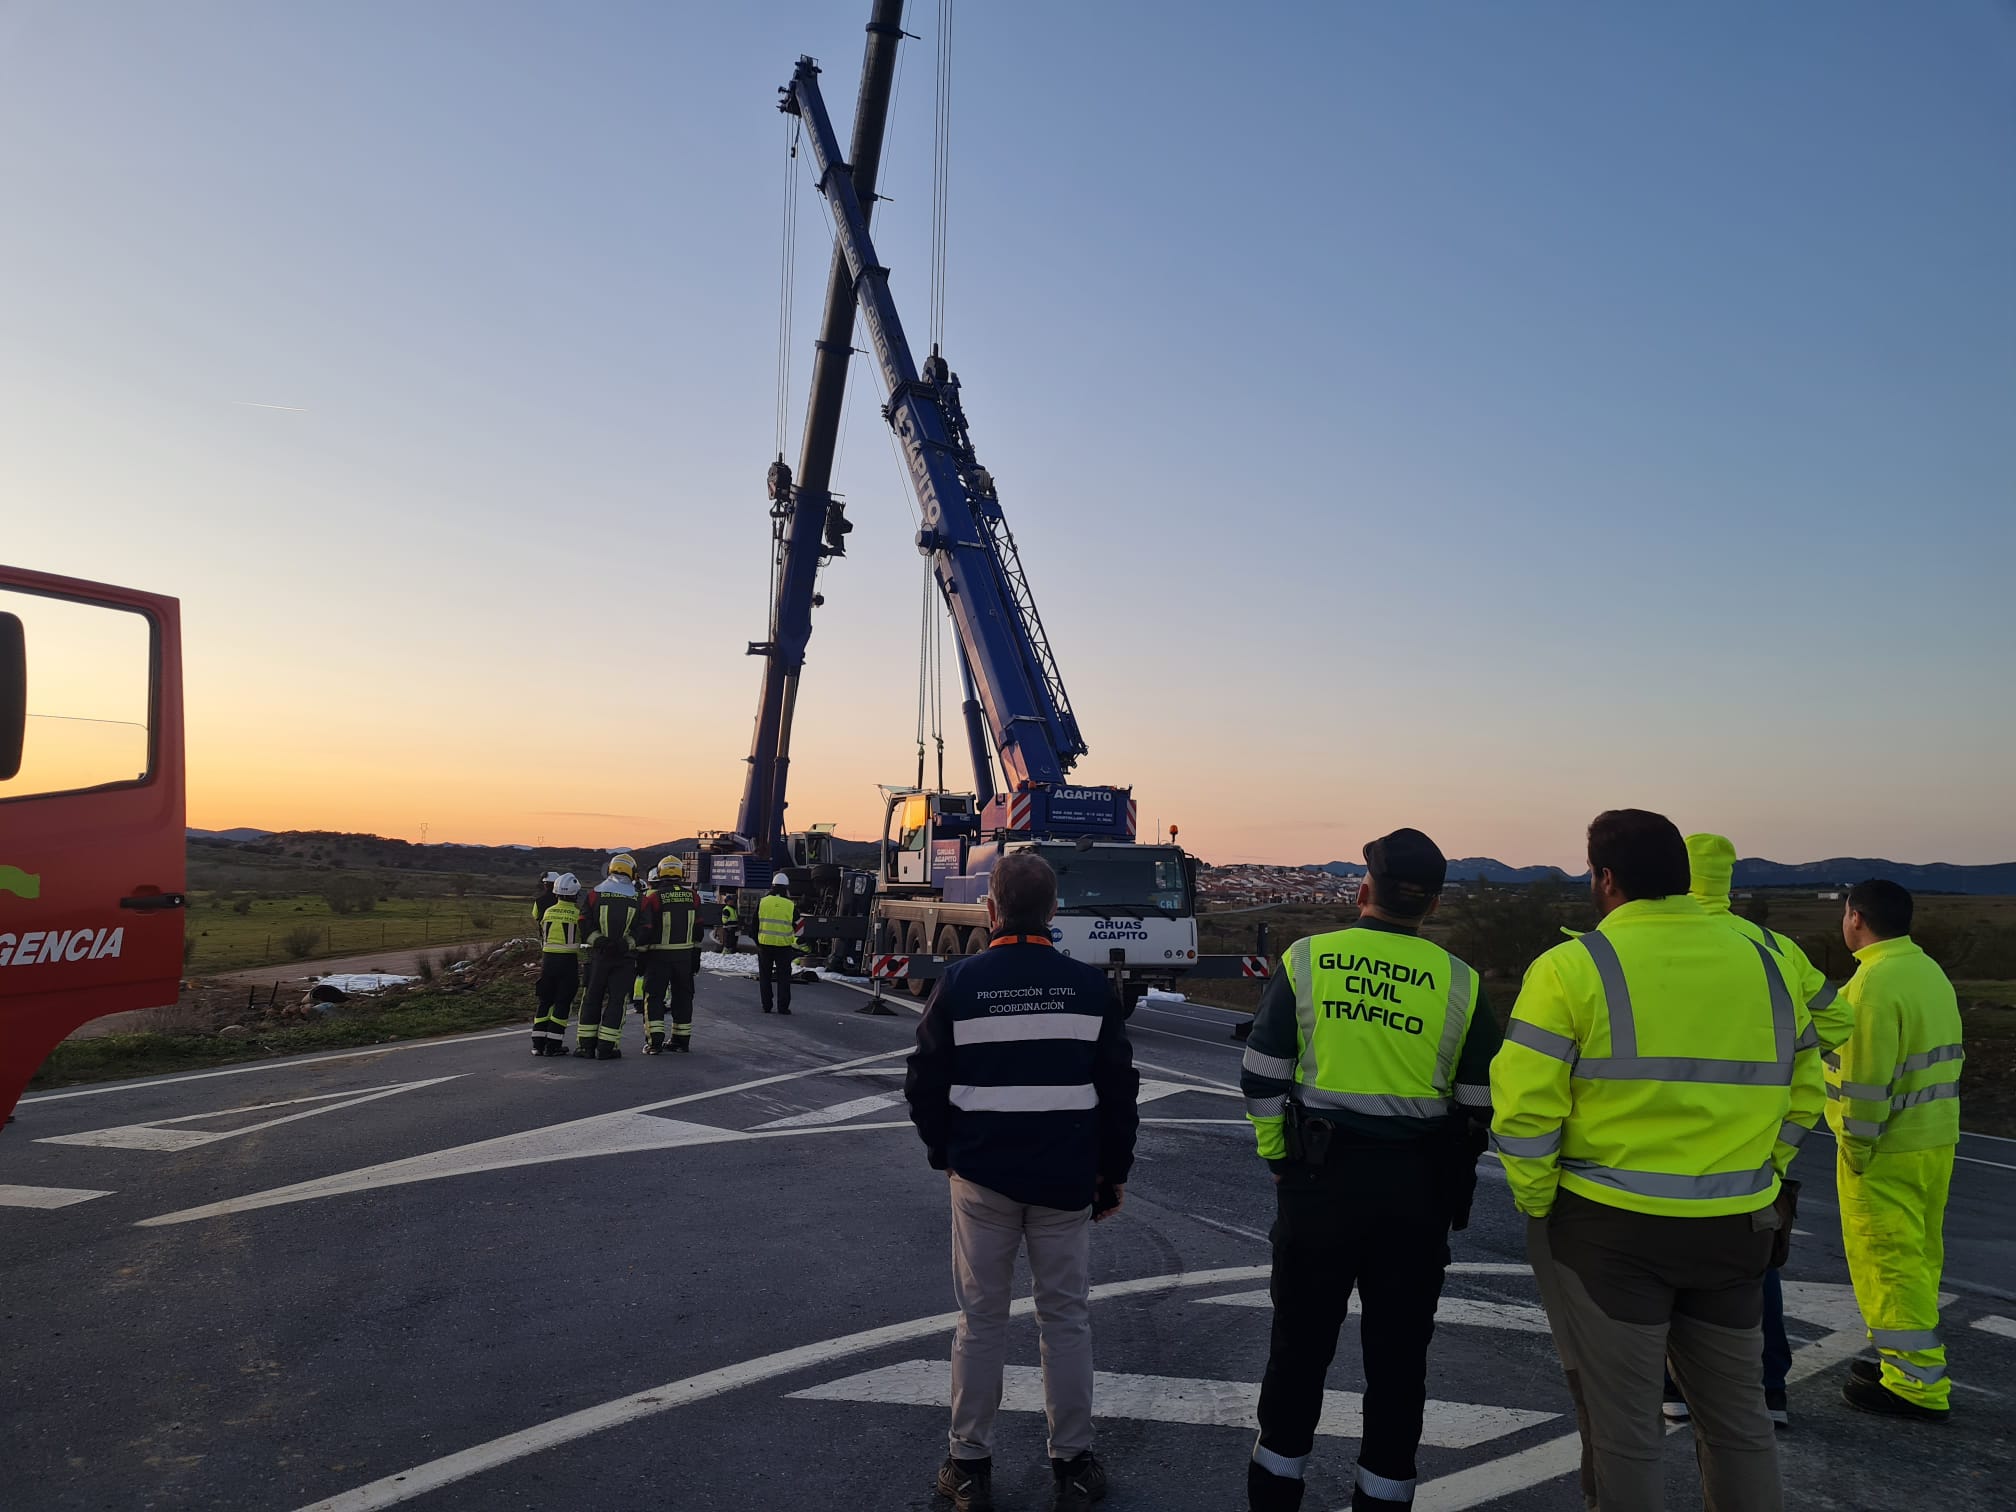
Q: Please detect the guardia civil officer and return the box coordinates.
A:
[573,853,644,1058]
[1492,810,1824,1511]
[1241,829,1500,1512]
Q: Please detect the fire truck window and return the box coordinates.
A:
[0,590,153,800]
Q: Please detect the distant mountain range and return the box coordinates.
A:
[186,827,275,844]
[186,828,880,878]
[1314,856,2016,895]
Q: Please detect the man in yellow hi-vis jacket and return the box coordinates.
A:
[1491,810,1823,1512]
[1831,877,1964,1421]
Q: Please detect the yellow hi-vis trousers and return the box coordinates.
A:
[1838,1143,1955,1409]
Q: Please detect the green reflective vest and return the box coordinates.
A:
[1491,896,1825,1219]
[756,892,797,948]
[537,900,581,955]
[1827,936,1962,1167]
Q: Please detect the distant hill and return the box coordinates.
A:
[187,826,274,843]
[1313,855,2016,895]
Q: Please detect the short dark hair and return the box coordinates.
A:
[1847,878,1913,939]
[1587,809,1690,901]
[990,850,1058,933]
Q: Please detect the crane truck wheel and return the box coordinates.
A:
[963,927,989,957]
[935,926,963,967]
[904,923,931,998]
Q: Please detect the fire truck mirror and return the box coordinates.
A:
[0,590,154,798]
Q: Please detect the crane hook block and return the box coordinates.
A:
[767,459,794,502]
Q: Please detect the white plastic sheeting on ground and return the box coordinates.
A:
[1144,989,1188,1004]
[313,973,417,994]
[700,952,758,977]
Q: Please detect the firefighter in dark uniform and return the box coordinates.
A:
[639,856,702,1053]
[574,853,644,1059]
[530,873,582,1056]
[1239,830,1502,1512]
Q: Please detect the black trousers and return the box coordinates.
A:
[757,944,794,1011]
[1256,1145,1452,1501]
[642,952,697,1035]
[579,950,636,1044]
[532,954,578,1040]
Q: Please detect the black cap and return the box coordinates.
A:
[1363,828,1447,904]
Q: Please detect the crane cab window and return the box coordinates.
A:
[898,794,932,852]
[0,589,154,801]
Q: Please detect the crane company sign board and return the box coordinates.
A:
[930,840,964,888]
[1044,786,1130,835]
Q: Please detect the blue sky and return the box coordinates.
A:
[3,1,2011,866]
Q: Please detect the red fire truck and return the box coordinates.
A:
[0,565,187,1124]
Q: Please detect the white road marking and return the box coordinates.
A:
[17,1030,525,1104]
[1198,1289,1552,1334]
[1130,1022,1245,1052]
[1140,1117,1248,1127]
[1133,1058,1240,1093]
[36,1078,459,1152]
[1971,1314,2016,1340]
[290,1264,1276,1512]
[0,1183,113,1209]
[136,1045,914,1226]
[788,1359,1555,1449]
[753,1092,906,1130]
[1778,1279,1953,1335]
[1954,1154,2016,1172]
[1137,1078,1240,1105]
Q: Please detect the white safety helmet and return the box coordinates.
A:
[541,871,561,885]
[554,873,582,898]
[772,872,791,887]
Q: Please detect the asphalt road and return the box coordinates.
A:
[4,976,2011,1512]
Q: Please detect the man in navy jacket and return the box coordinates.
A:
[906,849,1140,1512]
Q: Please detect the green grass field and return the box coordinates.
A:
[185,891,525,971]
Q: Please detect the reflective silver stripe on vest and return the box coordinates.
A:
[949,1084,1098,1113]
[1794,1023,1819,1054]
[1242,1047,1298,1081]
[1871,1327,1942,1352]
[1577,1056,1793,1086]
[1823,1049,1841,1072]
[1886,1358,1948,1385]
[1776,1120,1809,1148]
[1574,932,1793,1085]
[1896,1043,1964,1076]
[1834,1078,1891,1102]
[1453,1083,1491,1107]
[1755,928,1784,956]
[1842,1116,1886,1138]
[954,1012,1104,1046]
[1289,938,1318,1086]
[1300,1087,1451,1119]
[1506,1019,1578,1064]
[1433,956,1475,1096]
[1490,1128,1562,1158]
[1559,1157,1776,1202]
[1252,1438,1306,1479]
[1246,1096,1287,1119]
[1808,983,1839,1014]
[1891,1083,1959,1112]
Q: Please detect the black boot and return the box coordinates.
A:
[1248,1460,1305,1512]
[935,1456,992,1512]
[596,1042,623,1060]
[573,1040,598,1058]
[674,1037,691,1052]
[1051,1451,1107,1510]
[644,1033,664,1055]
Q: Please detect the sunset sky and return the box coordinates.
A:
[5,2,2012,869]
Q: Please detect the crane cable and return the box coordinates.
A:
[929,0,954,353]
[769,113,803,632]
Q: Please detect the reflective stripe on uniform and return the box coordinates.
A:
[1356,1464,1417,1501]
[1288,938,1318,1086]
[1491,1128,1562,1158]
[949,1083,1098,1113]
[1558,1157,1775,1202]
[1578,932,1638,1056]
[1432,957,1475,1095]
[1872,1327,1942,1351]
[1896,1044,1964,1076]
[1246,1096,1286,1119]
[1823,1050,1841,1072]
[1242,1046,1298,1081]
[1506,1019,1578,1064]
[1300,1087,1449,1118]
[1808,982,1839,1014]
[1887,1358,1948,1385]
[1842,1117,1887,1138]
[1453,1083,1490,1107]
[1834,1078,1891,1102]
[1777,1120,1809,1147]
[1794,1023,1819,1053]
[1576,932,1793,1084]
[953,1013,1104,1046]
[1891,1084,1959,1112]
[1577,1055,1793,1086]
[1251,1439,1306,1480]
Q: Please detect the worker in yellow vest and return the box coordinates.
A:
[756,872,798,1016]
[1241,828,1500,1512]
[639,857,703,1052]
[530,874,582,1057]
[1832,878,1964,1421]
[1491,810,1823,1512]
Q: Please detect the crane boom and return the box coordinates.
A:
[782,56,1087,793]
[731,1,907,864]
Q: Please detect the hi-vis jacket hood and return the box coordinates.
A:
[1687,833,1738,915]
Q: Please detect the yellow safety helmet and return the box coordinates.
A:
[655,856,685,881]
[609,852,638,880]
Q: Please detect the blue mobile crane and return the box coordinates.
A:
[702,12,1269,1004]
